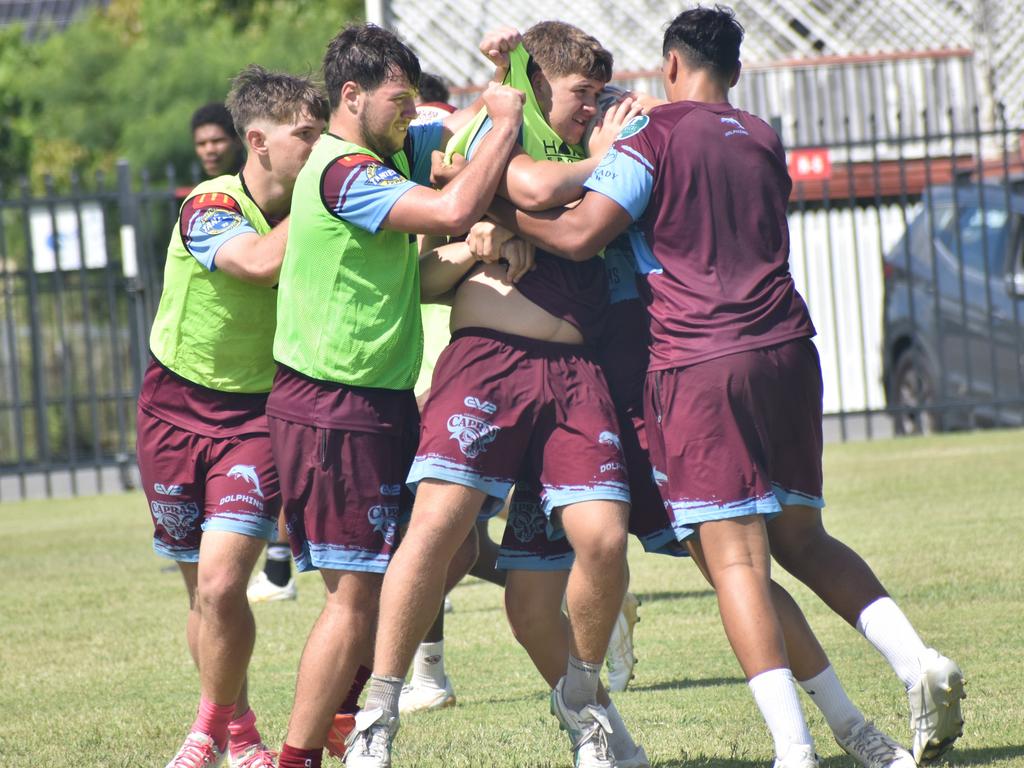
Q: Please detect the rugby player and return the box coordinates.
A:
[350,23,647,768]
[191,102,244,178]
[491,6,964,767]
[138,66,328,768]
[266,23,524,768]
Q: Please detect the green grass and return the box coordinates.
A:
[1,430,1023,767]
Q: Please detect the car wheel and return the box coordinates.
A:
[891,350,941,435]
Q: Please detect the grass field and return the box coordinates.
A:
[1,430,1022,767]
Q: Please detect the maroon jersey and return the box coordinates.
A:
[138,357,268,438]
[514,250,609,345]
[585,101,815,371]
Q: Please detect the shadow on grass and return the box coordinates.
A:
[638,589,715,603]
[653,745,1024,767]
[630,675,745,693]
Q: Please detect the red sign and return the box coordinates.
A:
[789,148,832,181]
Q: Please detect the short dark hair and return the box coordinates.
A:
[523,21,613,83]
[323,23,421,111]
[225,64,329,139]
[190,102,237,137]
[418,72,450,104]
[663,5,744,80]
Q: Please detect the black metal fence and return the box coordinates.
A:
[2,112,1023,500]
[0,161,186,500]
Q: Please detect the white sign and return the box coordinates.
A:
[29,203,108,272]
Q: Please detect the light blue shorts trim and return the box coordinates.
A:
[540,482,632,516]
[407,454,512,518]
[667,492,782,541]
[772,483,825,509]
[496,549,575,572]
[203,513,277,542]
[297,542,392,574]
[153,540,199,562]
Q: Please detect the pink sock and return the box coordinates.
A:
[228,708,262,754]
[190,697,235,751]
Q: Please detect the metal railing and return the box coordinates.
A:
[2,113,1023,499]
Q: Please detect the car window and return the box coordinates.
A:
[935,205,1007,276]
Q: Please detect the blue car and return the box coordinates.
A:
[882,180,1024,433]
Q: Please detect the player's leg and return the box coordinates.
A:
[284,568,384,751]
[765,339,964,763]
[500,492,649,768]
[248,510,297,603]
[646,358,817,768]
[399,524,478,714]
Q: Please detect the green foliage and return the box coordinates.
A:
[0,0,363,187]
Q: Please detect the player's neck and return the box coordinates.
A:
[666,74,730,105]
[241,161,291,220]
[328,114,373,155]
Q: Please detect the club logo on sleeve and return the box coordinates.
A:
[151,500,200,541]
[196,208,244,236]
[510,500,546,543]
[227,464,264,498]
[447,413,500,459]
[617,114,649,140]
[720,116,749,137]
[365,164,406,186]
[368,504,399,546]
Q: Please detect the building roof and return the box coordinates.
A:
[0,0,109,39]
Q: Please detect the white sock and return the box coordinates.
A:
[799,665,864,739]
[411,640,446,689]
[563,655,602,711]
[605,702,639,758]
[856,597,929,689]
[748,668,814,759]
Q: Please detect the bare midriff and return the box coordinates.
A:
[450,262,584,345]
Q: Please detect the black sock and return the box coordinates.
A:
[263,542,292,586]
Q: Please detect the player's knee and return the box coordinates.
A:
[574,526,627,567]
[195,571,248,615]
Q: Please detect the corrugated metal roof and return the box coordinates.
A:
[371,0,1024,133]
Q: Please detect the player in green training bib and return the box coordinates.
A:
[140,66,328,768]
[267,23,525,768]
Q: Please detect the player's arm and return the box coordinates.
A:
[213,219,289,287]
[383,84,523,236]
[439,27,522,142]
[490,192,632,262]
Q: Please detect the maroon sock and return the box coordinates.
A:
[339,665,372,714]
[279,743,322,768]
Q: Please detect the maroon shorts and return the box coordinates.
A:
[645,337,825,541]
[136,407,281,562]
[266,367,418,574]
[408,328,630,517]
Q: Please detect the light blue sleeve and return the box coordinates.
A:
[324,160,420,234]
[583,145,655,222]
[406,122,445,186]
[182,206,257,271]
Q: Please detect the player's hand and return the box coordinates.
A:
[431,150,465,188]
[479,26,521,82]
[482,83,524,127]
[467,220,515,264]
[588,96,643,159]
[500,237,535,285]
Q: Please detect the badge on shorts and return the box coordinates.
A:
[510,501,546,543]
[617,115,649,140]
[368,504,399,546]
[151,500,200,541]
[447,413,500,459]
